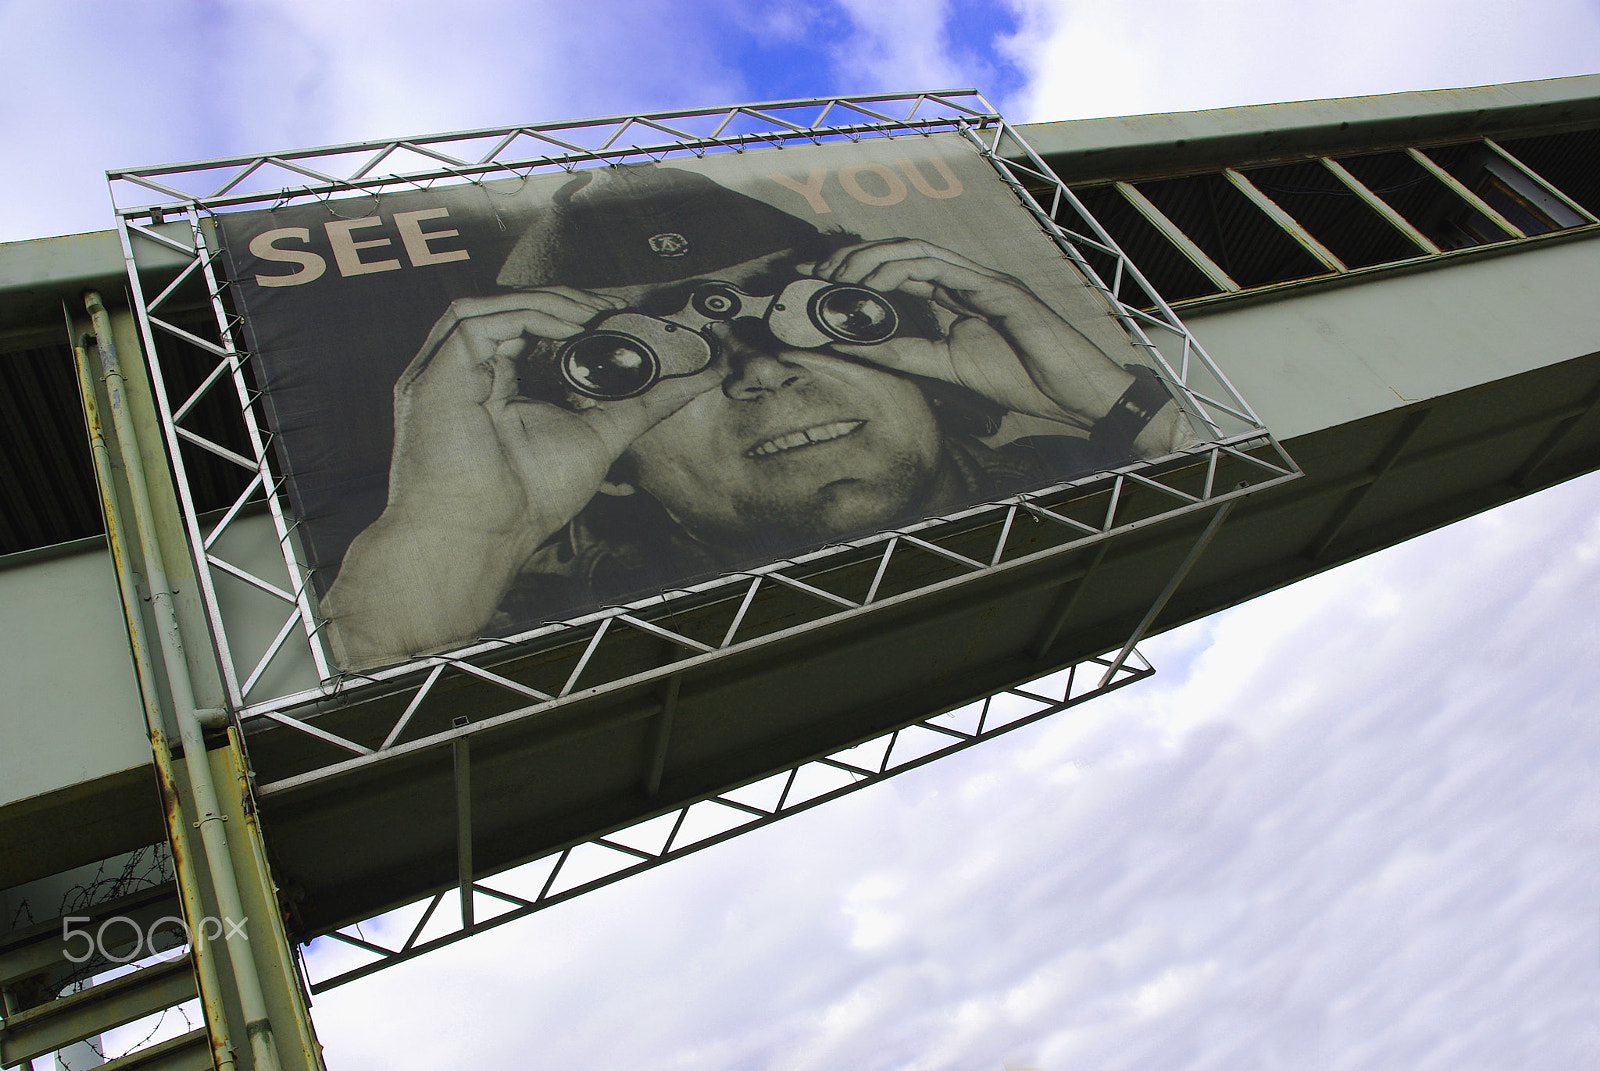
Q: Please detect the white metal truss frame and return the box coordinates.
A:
[954,120,1267,439]
[303,646,1157,992]
[106,89,1294,744]
[249,443,1294,795]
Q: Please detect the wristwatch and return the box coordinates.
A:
[1089,364,1172,452]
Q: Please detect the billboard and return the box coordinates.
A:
[216,133,1197,671]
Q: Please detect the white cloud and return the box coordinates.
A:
[1005,0,1600,122]
[830,0,967,91]
[304,470,1600,1071]
[0,0,753,238]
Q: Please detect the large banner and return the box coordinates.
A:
[217,133,1194,670]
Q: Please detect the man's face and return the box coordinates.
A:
[599,252,953,547]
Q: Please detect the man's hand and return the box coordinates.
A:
[386,288,619,540]
[324,288,722,667]
[390,288,719,544]
[807,238,1144,428]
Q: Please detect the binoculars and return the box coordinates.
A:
[556,278,900,400]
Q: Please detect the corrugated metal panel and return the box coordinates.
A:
[0,345,101,554]
[1332,150,1501,251]
[0,326,255,558]
[1240,159,1421,269]
[1069,185,1217,304]
[1058,127,1599,311]
[1495,128,1600,217]
[1133,171,1329,289]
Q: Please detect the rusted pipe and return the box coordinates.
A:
[83,291,280,1071]
[68,311,239,1071]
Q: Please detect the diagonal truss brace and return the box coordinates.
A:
[253,440,1298,792]
[958,122,1266,441]
[108,91,1000,217]
[305,644,1155,992]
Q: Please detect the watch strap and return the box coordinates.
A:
[1089,364,1172,452]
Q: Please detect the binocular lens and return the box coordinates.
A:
[559,332,659,400]
[811,286,898,344]
[691,284,743,320]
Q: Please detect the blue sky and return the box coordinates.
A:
[6,2,1597,1069]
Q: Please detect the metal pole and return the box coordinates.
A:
[1099,501,1234,687]
[452,734,473,930]
[1,986,36,1071]
[68,319,239,1071]
[84,291,282,1071]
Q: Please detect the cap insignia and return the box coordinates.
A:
[648,232,689,257]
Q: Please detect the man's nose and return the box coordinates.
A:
[713,320,811,399]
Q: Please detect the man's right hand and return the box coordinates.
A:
[388,287,630,546]
[324,288,722,667]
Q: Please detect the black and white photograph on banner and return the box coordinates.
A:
[218,133,1201,670]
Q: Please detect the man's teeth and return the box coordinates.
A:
[747,420,864,457]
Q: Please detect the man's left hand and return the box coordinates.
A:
[807,237,1140,428]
